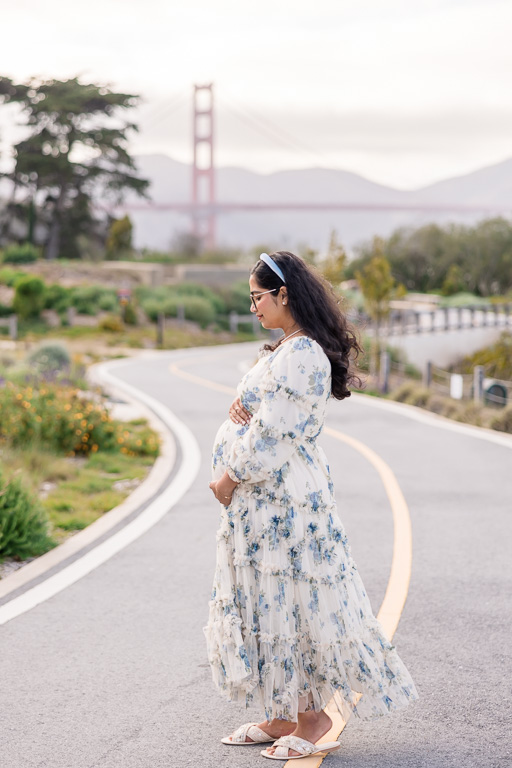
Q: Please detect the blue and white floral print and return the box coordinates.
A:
[205,336,419,722]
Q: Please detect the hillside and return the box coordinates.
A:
[127,154,511,253]
[2,155,510,253]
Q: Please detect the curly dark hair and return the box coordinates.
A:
[251,251,364,400]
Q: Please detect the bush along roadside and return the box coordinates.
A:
[0,377,160,567]
[387,381,512,434]
[0,469,56,561]
[0,265,256,341]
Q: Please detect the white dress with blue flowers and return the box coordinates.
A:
[205,336,418,722]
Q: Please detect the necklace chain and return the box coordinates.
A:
[279,328,303,345]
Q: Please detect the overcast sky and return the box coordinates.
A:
[1,0,511,189]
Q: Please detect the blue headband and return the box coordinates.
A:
[259,253,286,283]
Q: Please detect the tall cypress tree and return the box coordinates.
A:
[0,76,149,259]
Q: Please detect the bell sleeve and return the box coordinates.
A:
[225,339,329,485]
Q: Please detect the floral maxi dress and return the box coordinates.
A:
[205,337,419,722]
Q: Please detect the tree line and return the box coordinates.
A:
[346,219,512,297]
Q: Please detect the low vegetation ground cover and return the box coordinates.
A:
[385,380,512,433]
[0,343,160,569]
[35,323,257,350]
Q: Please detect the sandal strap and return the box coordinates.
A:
[247,725,273,743]
[272,735,317,756]
[230,722,270,743]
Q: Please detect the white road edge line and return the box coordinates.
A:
[0,358,201,627]
[352,392,512,449]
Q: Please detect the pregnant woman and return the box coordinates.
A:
[206,251,419,761]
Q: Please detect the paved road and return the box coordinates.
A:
[1,342,511,768]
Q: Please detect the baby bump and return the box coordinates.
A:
[211,418,249,480]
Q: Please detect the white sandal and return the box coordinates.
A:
[221,722,276,745]
[261,734,341,760]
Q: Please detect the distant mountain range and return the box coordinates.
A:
[126,154,512,253]
[3,154,511,254]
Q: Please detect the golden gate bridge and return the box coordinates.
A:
[124,84,506,250]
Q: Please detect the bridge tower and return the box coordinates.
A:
[192,83,215,250]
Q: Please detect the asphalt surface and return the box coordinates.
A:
[1,342,511,768]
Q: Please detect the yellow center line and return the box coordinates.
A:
[169,353,414,767]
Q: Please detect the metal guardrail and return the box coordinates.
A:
[363,304,512,336]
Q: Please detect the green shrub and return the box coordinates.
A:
[117,421,160,457]
[406,387,431,407]
[490,404,512,433]
[0,267,27,287]
[389,382,420,403]
[0,303,12,317]
[97,293,118,312]
[390,382,435,407]
[174,282,226,313]
[0,381,159,458]
[0,470,56,561]
[425,394,448,415]
[137,283,224,324]
[44,283,71,313]
[122,303,138,325]
[455,401,484,426]
[454,331,512,381]
[98,314,124,332]
[26,343,71,374]
[218,279,252,314]
[13,275,46,319]
[441,402,462,420]
[140,298,163,322]
[2,243,39,265]
[178,296,216,326]
[140,295,178,322]
[0,382,118,455]
[70,285,118,315]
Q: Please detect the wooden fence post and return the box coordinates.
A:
[473,365,484,404]
[67,306,76,326]
[379,350,390,394]
[229,311,238,334]
[424,361,432,388]
[8,314,17,340]
[177,304,185,325]
[157,312,165,348]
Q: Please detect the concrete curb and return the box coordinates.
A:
[0,357,176,602]
[352,391,512,449]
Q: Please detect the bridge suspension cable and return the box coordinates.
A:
[217,93,329,165]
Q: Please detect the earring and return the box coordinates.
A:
[282,301,286,305]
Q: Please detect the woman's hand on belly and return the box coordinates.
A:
[229,397,252,425]
[209,471,239,506]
